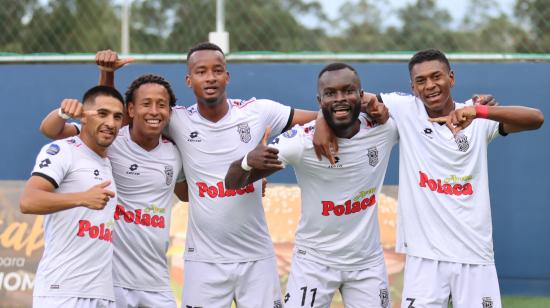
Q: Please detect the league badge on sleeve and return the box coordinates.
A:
[237,123,251,143]
[282,129,297,138]
[46,144,60,155]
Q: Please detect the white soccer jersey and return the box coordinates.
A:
[108,126,183,291]
[31,137,116,300]
[272,117,398,270]
[168,98,291,262]
[381,92,501,264]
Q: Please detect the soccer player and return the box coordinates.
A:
[225,63,397,308]
[376,49,544,308]
[20,86,124,308]
[39,58,187,307]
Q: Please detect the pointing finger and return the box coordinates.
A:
[429,116,449,123]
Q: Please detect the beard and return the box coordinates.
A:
[321,103,361,131]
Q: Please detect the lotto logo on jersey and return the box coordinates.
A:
[114,204,165,229]
[197,181,255,198]
[419,171,473,196]
[76,220,113,242]
[321,194,376,216]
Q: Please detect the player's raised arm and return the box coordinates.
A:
[20,177,115,215]
[95,49,134,87]
[39,99,82,139]
[430,104,544,135]
[225,127,284,189]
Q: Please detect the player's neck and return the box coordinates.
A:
[197,96,229,123]
[79,132,108,158]
[425,98,455,118]
[334,120,360,139]
[129,126,159,151]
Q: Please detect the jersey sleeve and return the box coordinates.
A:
[269,125,305,167]
[380,92,416,120]
[256,99,292,137]
[30,142,72,189]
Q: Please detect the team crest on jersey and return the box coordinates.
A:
[237,123,251,143]
[164,165,174,185]
[368,146,379,167]
[454,133,469,152]
[482,297,493,308]
[379,288,390,308]
[46,144,60,155]
[283,129,297,138]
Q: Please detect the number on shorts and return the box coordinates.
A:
[300,286,317,307]
[405,298,416,308]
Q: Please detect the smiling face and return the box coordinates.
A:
[80,95,124,155]
[410,59,455,116]
[186,49,229,107]
[127,83,171,139]
[317,68,362,134]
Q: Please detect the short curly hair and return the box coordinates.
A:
[124,74,177,107]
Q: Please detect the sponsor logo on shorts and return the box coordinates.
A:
[419,171,473,196]
[297,249,306,255]
[237,123,251,143]
[284,293,291,303]
[274,299,282,308]
[196,181,255,198]
[379,288,390,308]
[114,204,165,229]
[482,297,493,308]
[77,220,113,242]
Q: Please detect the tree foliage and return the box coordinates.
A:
[0,0,548,54]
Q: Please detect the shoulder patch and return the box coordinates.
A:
[303,125,315,135]
[232,97,257,108]
[283,129,298,138]
[46,144,60,155]
[65,138,76,144]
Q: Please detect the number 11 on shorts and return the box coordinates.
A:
[300,286,317,307]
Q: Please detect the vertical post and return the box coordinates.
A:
[121,0,130,55]
[209,0,229,53]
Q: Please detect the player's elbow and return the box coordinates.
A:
[19,196,34,214]
[532,110,544,130]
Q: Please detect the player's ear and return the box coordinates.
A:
[185,74,191,88]
[449,70,455,89]
[127,102,135,119]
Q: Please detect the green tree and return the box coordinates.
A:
[394,0,457,51]
[0,0,38,53]
[21,0,120,53]
[514,0,550,52]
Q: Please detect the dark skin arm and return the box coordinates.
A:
[430,104,544,135]
[174,181,189,202]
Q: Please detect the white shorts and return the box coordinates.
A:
[182,256,282,308]
[33,296,115,308]
[401,255,502,308]
[284,254,390,308]
[114,286,176,308]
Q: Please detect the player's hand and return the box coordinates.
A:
[362,93,389,124]
[472,94,498,106]
[246,127,284,170]
[59,99,84,118]
[429,106,477,135]
[95,49,134,72]
[313,112,338,164]
[80,180,116,210]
